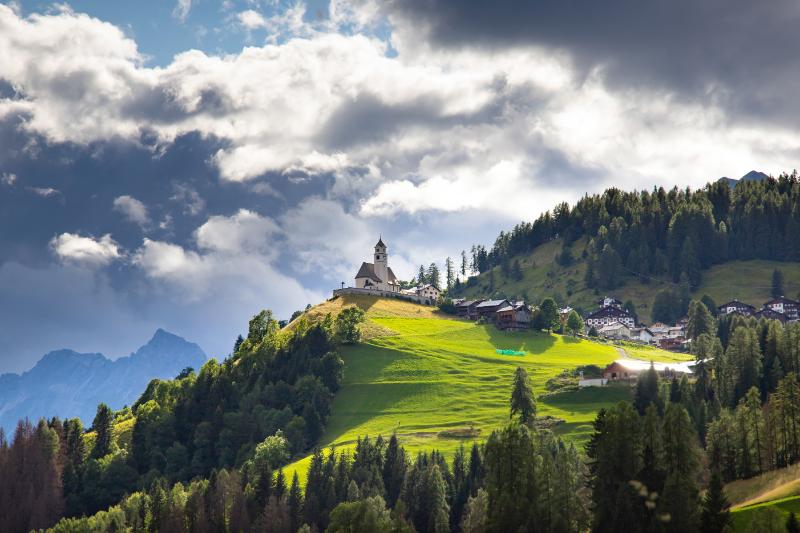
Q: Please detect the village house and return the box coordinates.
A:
[585,305,636,330]
[755,307,788,323]
[403,283,441,302]
[659,337,688,352]
[763,296,800,321]
[630,327,655,344]
[598,322,631,340]
[496,303,532,331]
[475,299,511,320]
[602,359,693,382]
[599,296,623,309]
[455,299,485,319]
[717,299,756,317]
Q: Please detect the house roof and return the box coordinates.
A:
[604,359,693,374]
[764,296,800,306]
[599,322,630,332]
[586,306,635,320]
[718,299,755,310]
[756,309,788,322]
[456,299,478,307]
[476,299,509,308]
[355,262,383,283]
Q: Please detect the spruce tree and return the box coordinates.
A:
[687,299,715,339]
[90,403,113,459]
[510,367,536,425]
[700,469,731,533]
[634,363,662,415]
[538,297,560,332]
[661,403,701,532]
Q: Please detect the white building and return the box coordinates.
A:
[354,237,401,293]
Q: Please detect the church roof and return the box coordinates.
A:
[386,267,398,283]
[355,262,383,283]
[375,236,386,248]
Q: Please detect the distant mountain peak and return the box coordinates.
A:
[0,330,206,433]
[718,170,769,187]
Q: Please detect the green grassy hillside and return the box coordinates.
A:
[284,294,690,482]
[454,238,800,319]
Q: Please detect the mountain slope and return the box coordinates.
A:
[0,329,206,433]
[453,237,800,320]
[284,294,690,481]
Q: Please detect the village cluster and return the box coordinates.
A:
[335,237,800,356]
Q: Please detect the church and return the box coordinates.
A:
[354,237,401,293]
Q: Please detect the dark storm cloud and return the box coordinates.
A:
[316,91,508,150]
[383,0,800,121]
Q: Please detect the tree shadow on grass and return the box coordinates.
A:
[484,326,557,354]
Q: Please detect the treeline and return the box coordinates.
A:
[462,173,800,291]
[45,367,589,533]
[0,308,362,532]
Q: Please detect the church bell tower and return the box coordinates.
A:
[374,236,388,283]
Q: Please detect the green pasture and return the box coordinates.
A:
[283,312,685,483]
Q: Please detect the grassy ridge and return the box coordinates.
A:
[283,295,690,482]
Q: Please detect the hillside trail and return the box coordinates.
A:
[616,346,630,358]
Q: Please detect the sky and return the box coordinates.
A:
[1,0,799,373]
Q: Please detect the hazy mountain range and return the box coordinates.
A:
[0,329,206,434]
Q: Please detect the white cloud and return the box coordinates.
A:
[237,9,267,30]
[173,0,192,22]
[170,184,206,216]
[113,195,149,226]
[50,233,122,266]
[28,186,60,197]
[1,172,17,185]
[0,2,795,221]
[195,209,280,254]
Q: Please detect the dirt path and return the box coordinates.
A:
[616,346,630,358]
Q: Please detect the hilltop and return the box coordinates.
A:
[0,329,206,433]
[283,293,690,481]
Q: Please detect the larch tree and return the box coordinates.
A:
[510,367,536,425]
[687,299,715,340]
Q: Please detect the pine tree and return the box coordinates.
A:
[687,299,715,340]
[700,469,731,533]
[510,367,536,425]
[461,250,467,277]
[445,257,455,290]
[382,434,406,507]
[90,403,113,459]
[288,473,303,533]
[418,265,426,285]
[661,403,701,532]
[427,263,441,289]
[538,297,560,332]
[634,363,663,415]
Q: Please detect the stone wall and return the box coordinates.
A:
[332,287,435,306]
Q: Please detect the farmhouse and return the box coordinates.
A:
[455,299,485,319]
[763,296,800,321]
[475,299,511,320]
[598,296,623,309]
[403,283,441,301]
[602,359,693,381]
[630,327,655,344]
[598,322,631,340]
[496,303,532,331]
[755,308,788,323]
[585,306,636,330]
[717,299,756,317]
